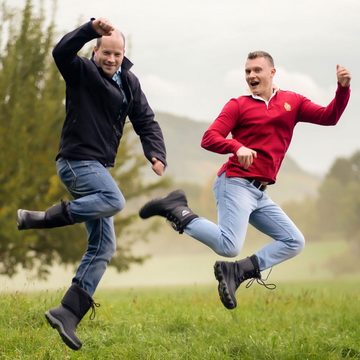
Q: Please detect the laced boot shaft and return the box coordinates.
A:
[17,200,74,230]
[139,190,198,233]
[234,255,261,285]
[165,206,198,233]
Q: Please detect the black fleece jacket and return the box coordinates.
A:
[53,21,167,167]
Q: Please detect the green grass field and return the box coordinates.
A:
[0,280,359,359]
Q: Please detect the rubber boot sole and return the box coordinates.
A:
[44,311,82,350]
[214,261,237,310]
[16,209,25,230]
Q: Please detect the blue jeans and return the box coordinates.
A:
[185,174,305,271]
[56,158,125,296]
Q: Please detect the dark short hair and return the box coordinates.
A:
[247,51,274,67]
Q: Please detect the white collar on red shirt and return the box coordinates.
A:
[248,87,279,107]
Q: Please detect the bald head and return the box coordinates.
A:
[93,30,126,77]
[96,29,125,49]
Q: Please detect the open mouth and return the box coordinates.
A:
[250,80,260,88]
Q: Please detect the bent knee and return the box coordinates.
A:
[219,244,242,258]
[291,234,305,255]
[111,196,125,213]
[102,192,126,215]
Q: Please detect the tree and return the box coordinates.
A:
[0,0,170,278]
[282,149,360,273]
[318,151,360,242]
[316,151,360,272]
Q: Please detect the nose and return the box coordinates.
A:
[107,54,115,63]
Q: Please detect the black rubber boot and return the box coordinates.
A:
[17,200,74,230]
[214,255,261,310]
[139,190,198,233]
[44,284,96,351]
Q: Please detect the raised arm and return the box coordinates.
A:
[298,65,351,126]
[52,20,101,84]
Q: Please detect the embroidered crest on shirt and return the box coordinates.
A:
[284,102,292,111]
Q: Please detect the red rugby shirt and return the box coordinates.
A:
[201,84,350,183]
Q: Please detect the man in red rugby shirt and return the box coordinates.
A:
[139,51,351,309]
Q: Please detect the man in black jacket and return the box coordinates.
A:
[16,18,166,350]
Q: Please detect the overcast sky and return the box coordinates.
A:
[11,0,360,174]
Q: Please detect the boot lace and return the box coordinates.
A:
[89,301,100,320]
[245,267,276,290]
[165,213,184,233]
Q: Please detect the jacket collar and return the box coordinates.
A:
[121,56,133,71]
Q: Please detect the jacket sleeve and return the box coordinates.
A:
[52,21,101,85]
[201,98,243,154]
[128,76,167,167]
[298,84,350,125]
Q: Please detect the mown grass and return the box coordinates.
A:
[0,280,359,359]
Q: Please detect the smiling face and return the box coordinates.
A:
[245,55,276,100]
[93,31,125,77]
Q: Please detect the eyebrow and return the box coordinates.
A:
[245,66,263,71]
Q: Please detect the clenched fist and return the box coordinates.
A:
[92,18,115,36]
[236,146,257,169]
[337,64,351,87]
